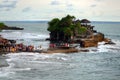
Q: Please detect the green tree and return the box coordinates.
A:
[47,15,76,42]
[59,15,75,28]
[47,15,90,42]
[0,22,7,30]
[47,18,60,32]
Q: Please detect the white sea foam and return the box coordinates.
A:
[6,52,69,61]
[1,31,49,40]
[0,52,70,73]
[84,40,120,53]
[0,71,15,77]
[5,52,69,68]
[97,40,120,53]
[0,30,49,48]
[97,44,110,52]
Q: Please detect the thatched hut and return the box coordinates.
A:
[80,19,91,26]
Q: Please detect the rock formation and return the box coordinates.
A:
[0,22,24,30]
[80,33,104,47]
[2,26,24,30]
[47,15,112,48]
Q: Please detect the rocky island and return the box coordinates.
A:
[0,15,115,54]
[47,15,113,48]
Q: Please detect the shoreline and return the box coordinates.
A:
[43,48,79,54]
[0,35,115,55]
[0,48,89,54]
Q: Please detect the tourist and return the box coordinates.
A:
[65,43,69,47]
[28,45,34,52]
[35,45,43,52]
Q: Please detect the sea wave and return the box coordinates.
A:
[3,52,71,72]
[105,34,120,37]
[0,30,49,47]
[0,56,9,67]
[88,40,120,53]
[0,31,49,40]
[0,71,15,77]
[6,52,69,62]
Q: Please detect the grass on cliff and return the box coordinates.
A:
[0,22,6,30]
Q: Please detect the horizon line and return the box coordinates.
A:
[0,20,120,23]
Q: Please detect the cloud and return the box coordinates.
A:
[90,4,97,7]
[0,0,120,21]
[50,0,73,7]
[0,0,18,11]
[22,7,31,12]
[67,4,73,7]
[94,0,104,2]
[50,0,61,5]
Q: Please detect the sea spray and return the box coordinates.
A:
[1,31,49,40]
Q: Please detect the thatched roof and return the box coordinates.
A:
[73,19,81,24]
[80,19,91,23]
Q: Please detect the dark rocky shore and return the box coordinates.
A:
[0,22,24,30]
[0,35,114,55]
[2,26,24,30]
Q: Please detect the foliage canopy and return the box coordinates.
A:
[47,15,88,42]
[0,22,6,30]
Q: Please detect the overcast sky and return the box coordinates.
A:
[0,0,120,21]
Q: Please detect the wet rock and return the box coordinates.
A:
[3,26,24,30]
[80,32,105,47]
[104,41,115,45]
[104,38,111,42]
[93,32,104,42]
[80,39,98,47]
[104,38,115,45]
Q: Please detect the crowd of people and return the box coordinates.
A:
[0,36,34,53]
[49,43,70,48]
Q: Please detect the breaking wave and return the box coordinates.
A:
[0,52,72,78]
[0,30,49,47]
[87,39,120,53]
[1,31,49,40]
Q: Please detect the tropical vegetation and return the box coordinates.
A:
[0,22,7,31]
[47,15,90,43]
[0,22,6,30]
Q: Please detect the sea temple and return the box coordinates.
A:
[0,15,115,54]
[47,15,114,48]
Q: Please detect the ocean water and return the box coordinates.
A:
[0,21,120,80]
